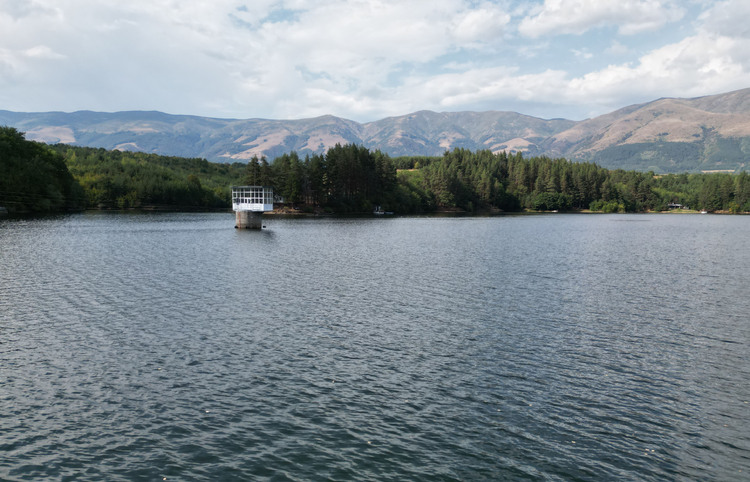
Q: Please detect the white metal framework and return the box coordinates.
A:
[232,186,274,212]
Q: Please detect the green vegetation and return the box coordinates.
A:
[0,127,85,213]
[47,145,246,210]
[251,145,750,214]
[574,136,750,173]
[260,144,397,212]
[3,128,750,215]
[406,149,750,213]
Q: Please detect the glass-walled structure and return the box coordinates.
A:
[232,186,274,213]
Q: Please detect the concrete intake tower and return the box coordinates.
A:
[232,186,274,229]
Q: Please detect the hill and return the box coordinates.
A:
[3,88,750,173]
[545,89,750,172]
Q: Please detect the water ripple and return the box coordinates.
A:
[1,213,749,480]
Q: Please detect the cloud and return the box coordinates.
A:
[0,0,60,21]
[698,0,750,38]
[1,0,749,124]
[0,49,18,86]
[202,0,514,119]
[0,0,514,118]
[505,1,749,116]
[604,40,631,57]
[452,3,511,45]
[379,5,750,121]
[378,66,572,117]
[518,0,685,38]
[567,33,750,108]
[24,45,66,60]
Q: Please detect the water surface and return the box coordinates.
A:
[1,212,749,480]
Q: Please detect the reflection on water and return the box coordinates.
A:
[1,212,749,480]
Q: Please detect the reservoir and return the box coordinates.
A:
[1,212,749,480]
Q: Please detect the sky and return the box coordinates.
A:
[1,0,749,122]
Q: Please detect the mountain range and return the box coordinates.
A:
[3,88,750,173]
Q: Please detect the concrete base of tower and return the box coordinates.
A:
[235,211,263,229]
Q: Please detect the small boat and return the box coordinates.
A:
[700,210,708,214]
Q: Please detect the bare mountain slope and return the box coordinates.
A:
[0,108,574,160]
[362,110,575,156]
[547,88,750,171]
[2,88,750,172]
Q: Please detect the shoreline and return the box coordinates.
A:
[3,207,746,221]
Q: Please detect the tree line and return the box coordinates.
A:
[266,146,750,214]
[2,127,750,214]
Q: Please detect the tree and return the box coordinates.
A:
[243,156,261,185]
[0,126,84,213]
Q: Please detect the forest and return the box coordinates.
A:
[0,127,85,213]
[392,150,750,213]
[263,146,750,214]
[49,145,245,210]
[2,126,750,214]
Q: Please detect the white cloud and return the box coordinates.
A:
[0,0,749,123]
[394,67,570,114]
[0,0,510,118]
[452,3,511,45]
[196,0,514,119]
[518,0,685,38]
[529,1,750,115]
[24,45,66,60]
[698,0,750,38]
[384,14,750,120]
[0,0,60,21]
[567,33,750,108]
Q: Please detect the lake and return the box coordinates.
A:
[1,212,749,480]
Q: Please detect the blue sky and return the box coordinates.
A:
[1,0,749,122]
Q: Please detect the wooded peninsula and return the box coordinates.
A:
[2,126,749,215]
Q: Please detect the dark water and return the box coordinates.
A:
[1,212,749,481]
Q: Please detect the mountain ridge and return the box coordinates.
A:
[2,87,750,173]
